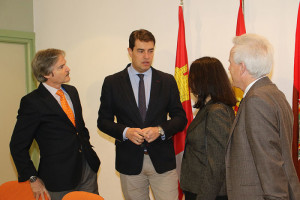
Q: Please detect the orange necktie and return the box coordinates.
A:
[56,89,76,127]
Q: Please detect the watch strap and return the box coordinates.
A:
[29,176,37,183]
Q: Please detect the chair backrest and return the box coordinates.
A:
[62,191,104,200]
[0,180,43,200]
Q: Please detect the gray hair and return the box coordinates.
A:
[232,34,273,78]
[32,48,65,82]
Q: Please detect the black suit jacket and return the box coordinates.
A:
[10,83,100,192]
[97,65,187,175]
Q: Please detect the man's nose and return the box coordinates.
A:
[144,52,150,58]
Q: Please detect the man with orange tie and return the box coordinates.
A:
[10,49,100,200]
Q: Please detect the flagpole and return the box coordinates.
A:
[180,0,183,11]
[242,0,244,13]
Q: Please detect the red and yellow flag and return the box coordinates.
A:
[234,0,246,114]
[292,2,300,180]
[174,5,194,200]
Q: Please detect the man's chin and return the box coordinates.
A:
[142,65,151,70]
[64,77,71,83]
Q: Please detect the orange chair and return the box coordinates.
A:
[62,191,104,200]
[0,180,49,200]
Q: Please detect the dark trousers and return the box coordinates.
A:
[184,191,228,200]
[48,157,98,200]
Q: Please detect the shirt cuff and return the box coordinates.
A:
[123,127,129,141]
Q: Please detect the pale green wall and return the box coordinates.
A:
[0,0,35,185]
[0,0,33,32]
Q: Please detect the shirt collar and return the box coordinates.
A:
[128,64,152,76]
[42,82,64,96]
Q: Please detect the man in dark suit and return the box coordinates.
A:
[10,49,100,200]
[97,29,187,200]
[226,34,300,200]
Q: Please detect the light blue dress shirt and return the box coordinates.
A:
[122,65,152,139]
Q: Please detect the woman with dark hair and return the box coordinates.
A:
[180,57,236,200]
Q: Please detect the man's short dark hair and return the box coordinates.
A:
[129,29,155,50]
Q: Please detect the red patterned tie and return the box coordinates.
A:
[56,89,76,126]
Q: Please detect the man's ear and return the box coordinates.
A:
[127,47,133,59]
[44,73,53,79]
[240,62,247,75]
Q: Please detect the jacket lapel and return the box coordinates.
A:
[187,101,213,133]
[228,98,244,141]
[120,66,143,123]
[38,83,75,128]
[145,67,161,124]
[187,108,206,133]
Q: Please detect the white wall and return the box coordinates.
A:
[33,0,299,199]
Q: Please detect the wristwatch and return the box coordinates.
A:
[158,126,165,136]
[29,176,37,183]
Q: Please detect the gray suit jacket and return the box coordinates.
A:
[180,101,235,200]
[226,77,300,200]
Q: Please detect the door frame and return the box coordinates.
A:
[0,29,36,92]
[0,29,39,169]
